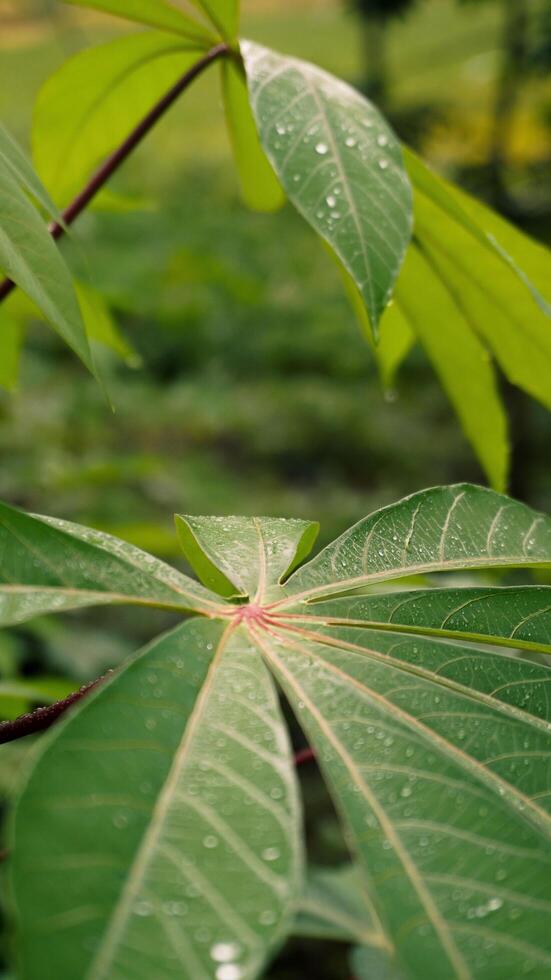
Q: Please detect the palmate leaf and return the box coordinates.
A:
[242,42,412,335]
[7,484,551,978]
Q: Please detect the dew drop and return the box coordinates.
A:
[211,942,241,963]
[315,142,328,155]
[203,835,219,849]
[262,847,280,862]
[378,158,389,170]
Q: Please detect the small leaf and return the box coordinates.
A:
[176,515,319,600]
[0,500,223,624]
[395,244,509,491]
[242,41,412,335]
[61,0,214,44]
[221,56,285,213]
[189,0,239,40]
[0,309,23,392]
[33,33,206,204]
[0,124,58,223]
[11,619,302,980]
[351,945,405,980]
[280,484,551,603]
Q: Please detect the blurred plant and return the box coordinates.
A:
[350,0,422,106]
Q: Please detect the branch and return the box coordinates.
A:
[0,673,111,744]
[0,41,230,304]
[294,746,316,766]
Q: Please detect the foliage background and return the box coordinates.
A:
[0,0,550,976]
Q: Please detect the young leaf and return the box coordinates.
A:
[0,501,223,624]
[0,137,92,372]
[395,245,509,491]
[221,57,285,213]
[61,0,214,44]
[189,0,239,41]
[176,515,319,600]
[33,33,206,203]
[241,42,412,335]
[0,124,58,223]
[11,619,302,979]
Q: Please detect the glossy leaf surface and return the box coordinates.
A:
[242,42,412,334]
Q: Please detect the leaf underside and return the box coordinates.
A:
[7,486,551,979]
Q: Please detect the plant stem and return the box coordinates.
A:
[0,674,110,744]
[293,746,316,766]
[0,41,230,304]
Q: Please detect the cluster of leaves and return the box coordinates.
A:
[0,0,550,491]
[2,483,551,978]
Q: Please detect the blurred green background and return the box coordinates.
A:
[0,1,550,976]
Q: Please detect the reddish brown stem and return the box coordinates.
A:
[0,673,110,745]
[0,41,230,304]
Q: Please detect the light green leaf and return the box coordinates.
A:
[0,309,23,392]
[189,0,239,40]
[0,677,77,705]
[294,863,384,946]
[176,514,319,600]
[0,124,58,223]
[302,587,551,658]
[75,280,140,367]
[10,618,302,979]
[258,625,551,978]
[221,56,285,213]
[33,33,205,204]
[395,245,509,491]
[62,0,214,44]
[0,500,223,625]
[278,484,551,603]
[0,143,92,372]
[242,42,412,335]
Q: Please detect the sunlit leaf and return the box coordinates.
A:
[33,33,206,204]
[221,57,285,213]
[189,0,239,40]
[62,0,213,44]
[242,42,412,335]
[0,309,23,392]
[0,124,58,223]
[11,619,302,979]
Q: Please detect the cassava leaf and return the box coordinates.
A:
[395,245,509,491]
[0,124,58,223]
[0,501,223,624]
[221,57,285,213]
[7,485,551,979]
[33,33,205,204]
[241,42,412,335]
[0,135,92,372]
[176,515,319,599]
[189,0,239,40]
[75,280,141,367]
[61,0,214,44]
[0,309,23,392]
[277,484,551,603]
[351,945,405,980]
[10,618,302,980]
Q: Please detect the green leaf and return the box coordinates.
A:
[33,33,206,204]
[0,677,76,705]
[395,245,509,491]
[0,138,92,372]
[221,56,285,213]
[10,618,302,979]
[0,500,223,624]
[75,280,141,367]
[258,625,551,978]
[9,487,551,979]
[406,150,551,414]
[279,484,551,603]
[189,0,239,40]
[61,0,214,44]
[302,587,551,657]
[0,309,23,392]
[351,945,404,980]
[176,515,319,600]
[0,124,58,223]
[241,42,412,335]
[294,863,384,946]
